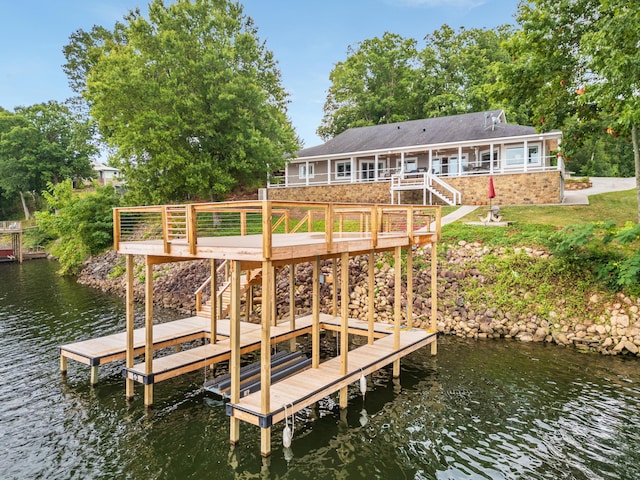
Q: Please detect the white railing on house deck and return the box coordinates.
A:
[267,156,563,189]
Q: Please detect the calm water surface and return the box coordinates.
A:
[1,260,639,479]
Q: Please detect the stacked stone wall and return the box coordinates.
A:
[267,171,562,205]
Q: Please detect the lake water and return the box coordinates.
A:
[1,260,640,479]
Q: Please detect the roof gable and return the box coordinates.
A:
[298,110,539,158]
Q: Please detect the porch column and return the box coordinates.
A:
[542,141,547,169]
[305,161,310,186]
[458,146,463,176]
[400,151,405,174]
[490,144,494,175]
[350,157,355,183]
[500,144,505,173]
[374,154,379,181]
[524,140,528,172]
[327,159,332,185]
[428,149,433,174]
[285,164,289,187]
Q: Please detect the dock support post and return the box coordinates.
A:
[229,260,242,446]
[260,259,273,457]
[430,240,438,356]
[407,246,413,328]
[90,366,99,385]
[339,252,349,409]
[144,259,154,407]
[393,246,402,378]
[367,251,375,345]
[312,258,320,368]
[125,254,135,400]
[60,354,67,374]
[210,259,217,344]
[289,263,296,351]
[331,259,337,317]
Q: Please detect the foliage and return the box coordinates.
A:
[63,0,299,204]
[317,33,419,140]
[550,221,640,295]
[35,180,120,275]
[0,102,95,216]
[318,25,511,139]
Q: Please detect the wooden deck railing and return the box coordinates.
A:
[113,201,441,256]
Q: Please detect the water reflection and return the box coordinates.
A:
[2,261,640,479]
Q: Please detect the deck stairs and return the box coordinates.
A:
[196,261,263,319]
[390,172,461,206]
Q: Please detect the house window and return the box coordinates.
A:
[335,161,351,178]
[404,158,418,173]
[299,164,314,179]
[506,145,540,166]
[480,150,499,170]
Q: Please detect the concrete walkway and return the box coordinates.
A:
[563,177,636,205]
[439,177,636,225]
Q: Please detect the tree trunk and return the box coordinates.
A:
[19,191,30,220]
[634,123,640,224]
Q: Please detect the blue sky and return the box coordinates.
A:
[0,0,519,149]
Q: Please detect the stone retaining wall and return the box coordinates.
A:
[267,171,563,205]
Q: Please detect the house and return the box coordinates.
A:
[92,161,122,187]
[267,110,564,205]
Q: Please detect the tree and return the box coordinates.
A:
[63,0,298,204]
[318,26,511,140]
[35,179,120,275]
[317,33,419,140]
[418,25,512,118]
[579,0,640,222]
[0,102,95,219]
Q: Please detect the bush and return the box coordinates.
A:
[35,180,120,274]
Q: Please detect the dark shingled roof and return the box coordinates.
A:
[298,110,537,158]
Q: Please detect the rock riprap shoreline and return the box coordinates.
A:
[77,242,640,357]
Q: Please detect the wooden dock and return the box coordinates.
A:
[67,200,442,457]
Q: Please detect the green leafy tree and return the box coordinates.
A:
[579,0,640,222]
[318,26,511,140]
[35,180,120,275]
[63,0,298,204]
[418,25,512,118]
[318,32,419,140]
[0,102,96,219]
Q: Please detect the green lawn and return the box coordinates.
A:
[457,189,638,228]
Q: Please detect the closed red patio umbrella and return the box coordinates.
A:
[488,176,496,208]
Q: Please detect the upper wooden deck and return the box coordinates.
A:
[114,201,441,262]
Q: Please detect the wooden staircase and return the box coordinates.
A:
[196,262,262,319]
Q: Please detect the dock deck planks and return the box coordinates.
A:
[227,328,437,427]
[60,316,211,367]
[124,316,315,385]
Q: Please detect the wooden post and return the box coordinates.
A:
[312,258,320,368]
[90,366,99,385]
[290,262,296,351]
[126,254,135,399]
[271,265,277,327]
[60,354,67,374]
[393,246,402,378]
[331,259,338,317]
[262,201,272,259]
[367,251,375,345]
[339,252,349,408]
[260,259,272,457]
[210,259,217,344]
[229,260,242,445]
[431,240,438,356]
[144,259,154,406]
[407,246,413,328]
